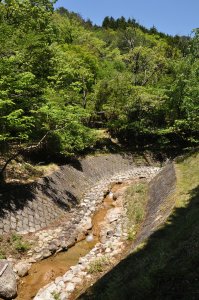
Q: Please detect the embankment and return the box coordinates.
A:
[78,162,177,300]
[0,154,142,235]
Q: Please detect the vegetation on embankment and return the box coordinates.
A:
[0,233,31,259]
[79,150,199,300]
[125,182,148,241]
[0,1,198,183]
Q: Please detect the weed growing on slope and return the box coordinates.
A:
[125,182,148,240]
[88,256,110,274]
[0,233,31,259]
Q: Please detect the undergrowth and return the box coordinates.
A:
[125,182,148,241]
[0,154,58,184]
[88,256,110,274]
[0,233,31,259]
[51,291,61,300]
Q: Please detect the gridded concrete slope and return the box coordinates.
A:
[0,154,145,235]
[133,163,176,247]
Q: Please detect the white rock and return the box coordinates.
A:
[78,271,87,277]
[72,277,82,284]
[14,261,31,277]
[81,217,92,231]
[60,292,69,300]
[79,257,86,264]
[106,207,122,223]
[34,283,57,300]
[105,248,111,253]
[108,192,114,199]
[70,265,81,274]
[46,283,57,293]
[34,291,52,300]
[65,283,75,292]
[86,234,94,242]
[63,273,74,282]
[55,276,63,285]
[111,250,120,256]
[58,280,65,288]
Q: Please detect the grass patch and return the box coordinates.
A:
[125,182,148,240]
[88,256,110,274]
[11,233,30,253]
[79,150,199,300]
[0,250,6,259]
[0,233,31,259]
[51,291,61,300]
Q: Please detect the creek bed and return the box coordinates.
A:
[16,183,122,300]
[17,239,97,300]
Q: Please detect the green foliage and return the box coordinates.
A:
[11,233,22,242]
[88,256,110,274]
[125,182,148,241]
[82,152,199,300]
[0,0,198,160]
[11,233,30,253]
[51,291,61,300]
[0,250,6,259]
[38,99,97,155]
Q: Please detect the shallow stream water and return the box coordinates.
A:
[16,183,123,300]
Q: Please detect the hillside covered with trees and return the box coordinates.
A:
[0,0,198,165]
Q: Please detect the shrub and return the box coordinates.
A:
[14,240,30,253]
[125,182,148,240]
[51,292,61,300]
[11,233,30,253]
[88,256,110,274]
[0,250,6,259]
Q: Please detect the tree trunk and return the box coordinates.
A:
[0,151,22,185]
[0,132,49,185]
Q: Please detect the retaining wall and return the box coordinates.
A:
[133,162,176,248]
[0,154,148,235]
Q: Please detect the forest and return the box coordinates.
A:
[0,0,198,163]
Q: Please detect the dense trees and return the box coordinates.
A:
[0,1,198,162]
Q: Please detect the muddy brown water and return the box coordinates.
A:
[16,182,126,300]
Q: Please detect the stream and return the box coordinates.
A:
[16,183,122,300]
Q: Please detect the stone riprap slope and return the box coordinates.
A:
[0,154,153,235]
[24,166,159,262]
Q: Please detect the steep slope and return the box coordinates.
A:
[79,150,199,300]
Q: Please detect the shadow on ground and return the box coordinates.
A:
[79,185,199,300]
[0,176,79,218]
[0,182,36,218]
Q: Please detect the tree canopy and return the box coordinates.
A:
[0,2,198,159]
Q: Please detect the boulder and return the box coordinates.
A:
[108,192,113,199]
[113,187,126,200]
[86,234,94,242]
[65,282,75,292]
[80,217,92,232]
[106,207,122,223]
[14,261,31,277]
[42,249,52,259]
[0,260,17,299]
[48,241,58,253]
